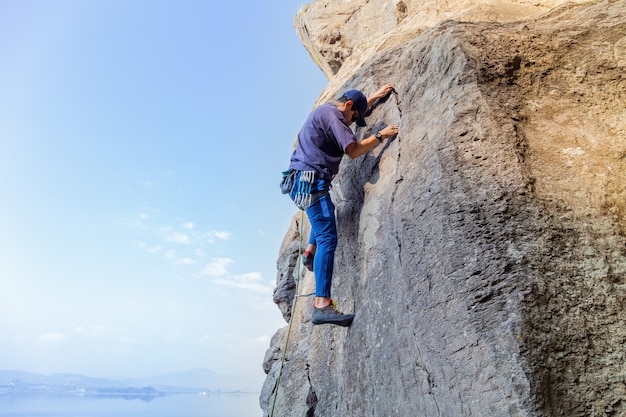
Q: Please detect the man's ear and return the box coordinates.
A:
[345,100,354,110]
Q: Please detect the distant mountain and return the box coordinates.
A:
[0,369,256,393]
[123,369,219,390]
[0,370,117,388]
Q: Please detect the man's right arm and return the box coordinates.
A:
[344,124,399,159]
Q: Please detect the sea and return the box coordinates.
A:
[0,393,262,417]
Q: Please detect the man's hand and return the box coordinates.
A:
[371,83,396,101]
[379,124,399,140]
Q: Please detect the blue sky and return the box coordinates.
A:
[0,0,326,387]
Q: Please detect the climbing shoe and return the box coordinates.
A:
[311,303,355,327]
[302,251,314,272]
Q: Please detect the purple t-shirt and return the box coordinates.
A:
[289,103,357,181]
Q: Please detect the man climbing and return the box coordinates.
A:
[286,84,399,326]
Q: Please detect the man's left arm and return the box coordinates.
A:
[367,83,395,109]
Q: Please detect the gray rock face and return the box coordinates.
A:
[263,1,626,416]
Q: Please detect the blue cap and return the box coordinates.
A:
[344,90,368,127]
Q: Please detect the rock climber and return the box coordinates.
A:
[283,84,399,326]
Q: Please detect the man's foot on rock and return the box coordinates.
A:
[311,303,354,327]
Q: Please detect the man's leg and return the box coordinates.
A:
[306,194,336,304]
[306,195,354,327]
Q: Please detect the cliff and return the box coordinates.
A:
[263,1,626,416]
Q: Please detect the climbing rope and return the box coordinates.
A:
[270,210,307,417]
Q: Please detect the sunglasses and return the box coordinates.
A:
[351,109,360,123]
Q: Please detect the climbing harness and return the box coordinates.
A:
[281,169,329,212]
[269,210,308,417]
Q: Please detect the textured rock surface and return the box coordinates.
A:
[294,0,591,80]
[264,1,626,416]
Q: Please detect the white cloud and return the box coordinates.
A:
[175,257,197,265]
[38,332,64,343]
[136,242,164,254]
[238,272,263,282]
[206,230,231,243]
[148,245,163,253]
[213,231,231,239]
[129,213,237,278]
[201,258,234,276]
[125,208,165,237]
[252,335,271,344]
[128,211,151,231]
[164,232,191,244]
[137,212,150,221]
[214,272,272,294]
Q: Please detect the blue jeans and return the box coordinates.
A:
[291,176,336,298]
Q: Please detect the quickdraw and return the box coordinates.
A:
[293,170,316,210]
